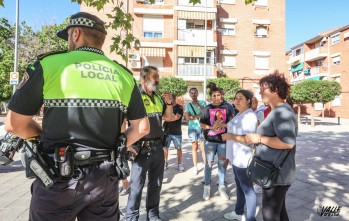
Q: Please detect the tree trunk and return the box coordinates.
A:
[311,103,315,127]
[322,103,325,118]
[297,104,301,125]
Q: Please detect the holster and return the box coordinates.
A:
[54,146,74,177]
[24,140,60,189]
[114,134,130,180]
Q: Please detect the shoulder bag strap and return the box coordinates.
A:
[189,103,198,116]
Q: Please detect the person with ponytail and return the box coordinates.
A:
[199,82,233,201]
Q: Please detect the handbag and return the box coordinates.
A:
[246,146,291,189]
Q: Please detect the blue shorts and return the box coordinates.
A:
[188,128,204,143]
[164,135,182,149]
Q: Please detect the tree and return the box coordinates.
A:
[158,77,188,97]
[206,78,240,101]
[291,80,341,127]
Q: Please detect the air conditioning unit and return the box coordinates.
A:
[129,53,141,61]
[130,61,141,69]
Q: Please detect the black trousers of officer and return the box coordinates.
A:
[125,142,165,221]
[29,161,119,221]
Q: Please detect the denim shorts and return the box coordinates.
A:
[188,128,204,143]
[164,134,182,149]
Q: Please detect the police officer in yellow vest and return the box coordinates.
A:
[125,66,175,221]
[5,12,150,221]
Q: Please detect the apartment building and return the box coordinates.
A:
[287,25,349,118]
[81,0,286,101]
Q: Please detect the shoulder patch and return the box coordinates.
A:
[17,71,30,90]
[37,50,67,60]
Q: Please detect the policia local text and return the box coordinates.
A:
[76,62,119,82]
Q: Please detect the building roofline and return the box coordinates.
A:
[287,24,349,51]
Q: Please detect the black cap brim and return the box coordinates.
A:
[57,28,68,41]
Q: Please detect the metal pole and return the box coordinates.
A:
[327,35,331,117]
[13,0,19,94]
[203,0,208,101]
[125,0,129,68]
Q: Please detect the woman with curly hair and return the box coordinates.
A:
[246,71,298,221]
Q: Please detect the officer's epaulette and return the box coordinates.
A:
[113,60,134,76]
[37,50,68,60]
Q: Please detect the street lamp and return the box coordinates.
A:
[13,0,19,94]
[203,0,208,101]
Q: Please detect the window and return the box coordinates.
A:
[255,56,269,69]
[143,16,164,38]
[143,32,162,38]
[222,55,236,68]
[315,60,324,67]
[332,55,340,65]
[183,57,204,64]
[292,47,303,57]
[254,0,268,7]
[255,25,268,37]
[331,33,340,45]
[186,20,204,30]
[221,23,235,36]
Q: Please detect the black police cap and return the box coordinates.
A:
[57,12,107,41]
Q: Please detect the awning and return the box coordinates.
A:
[177,46,215,57]
[308,76,321,80]
[139,47,166,57]
[178,11,215,20]
[291,62,304,72]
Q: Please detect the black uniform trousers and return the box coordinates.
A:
[125,142,165,221]
[29,161,119,221]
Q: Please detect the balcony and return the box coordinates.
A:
[304,48,327,62]
[176,29,215,46]
[134,0,173,15]
[177,0,214,7]
[287,54,304,64]
[291,66,328,83]
[177,64,214,76]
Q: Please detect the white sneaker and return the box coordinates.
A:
[192,166,198,176]
[253,184,262,194]
[178,164,184,172]
[164,161,168,171]
[218,186,230,201]
[203,185,211,200]
[224,211,242,220]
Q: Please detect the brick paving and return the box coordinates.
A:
[0,115,348,221]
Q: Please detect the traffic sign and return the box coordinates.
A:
[10,72,19,85]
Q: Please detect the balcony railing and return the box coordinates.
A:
[287,54,304,64]
[177,64,214,76]
[177,0,214,7]
[177,29,214,43]
[304,48,327,62]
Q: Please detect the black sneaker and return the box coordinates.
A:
[164,161,168,171]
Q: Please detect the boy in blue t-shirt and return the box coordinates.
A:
[184,87,206,176]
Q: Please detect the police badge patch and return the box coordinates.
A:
[17,71,29,90]
[144,99,150,106]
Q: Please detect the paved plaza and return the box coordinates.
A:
[0,115,348,221]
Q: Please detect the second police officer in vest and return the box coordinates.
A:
[125,66,176,221]
[5,12,150,221]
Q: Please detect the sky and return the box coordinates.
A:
[0,0,348,50]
